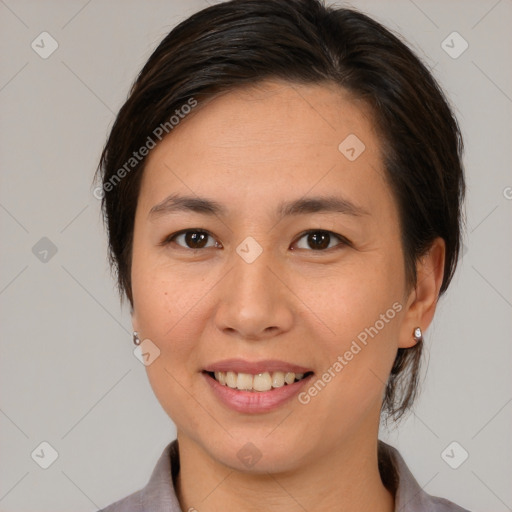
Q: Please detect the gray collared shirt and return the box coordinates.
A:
[98,440,470,511]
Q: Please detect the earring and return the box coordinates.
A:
[413,327,422,342]
[133,331,141,345]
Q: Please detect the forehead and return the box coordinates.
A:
[139,80,392,219]
[165,80,379,154]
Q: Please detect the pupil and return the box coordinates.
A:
[186,232,207,248]
[309,232,329,250]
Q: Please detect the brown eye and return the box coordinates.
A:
[294,230,347,251]
[166,230,218,249]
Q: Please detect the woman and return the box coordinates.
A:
[96,0,468,510]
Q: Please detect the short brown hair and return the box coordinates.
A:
[95,0,465,421]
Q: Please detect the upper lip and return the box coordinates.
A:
[203,359,313,375]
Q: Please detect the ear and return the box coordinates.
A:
[398,237,446,348]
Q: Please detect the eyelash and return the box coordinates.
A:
[160,229,351,252]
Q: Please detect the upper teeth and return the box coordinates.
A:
[213,371,305,392]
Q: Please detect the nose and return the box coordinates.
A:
[213,246,294,341]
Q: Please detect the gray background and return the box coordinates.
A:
[1,1,511,511]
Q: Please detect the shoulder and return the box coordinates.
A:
[97,489,143,512]
[96,441,181,512]
[422,495,473,512]
[378,440,472,512]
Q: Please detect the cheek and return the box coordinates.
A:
[295,297,402,444]
[132,267,203,351]
[131,264,209,427]
[300,253,404,400]
[132,236,200,334]
[302,252,403,342]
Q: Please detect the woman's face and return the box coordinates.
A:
[131,80,419,472]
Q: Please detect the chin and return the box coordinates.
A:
[197,428,314,474]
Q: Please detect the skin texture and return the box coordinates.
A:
[130,80,445,512]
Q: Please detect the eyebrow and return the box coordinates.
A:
[148,193,370,220]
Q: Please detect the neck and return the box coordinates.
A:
[175,429,394,512]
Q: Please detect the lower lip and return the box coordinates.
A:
[203,372,313,414]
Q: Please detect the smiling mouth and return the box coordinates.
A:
[204,370,314,392]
